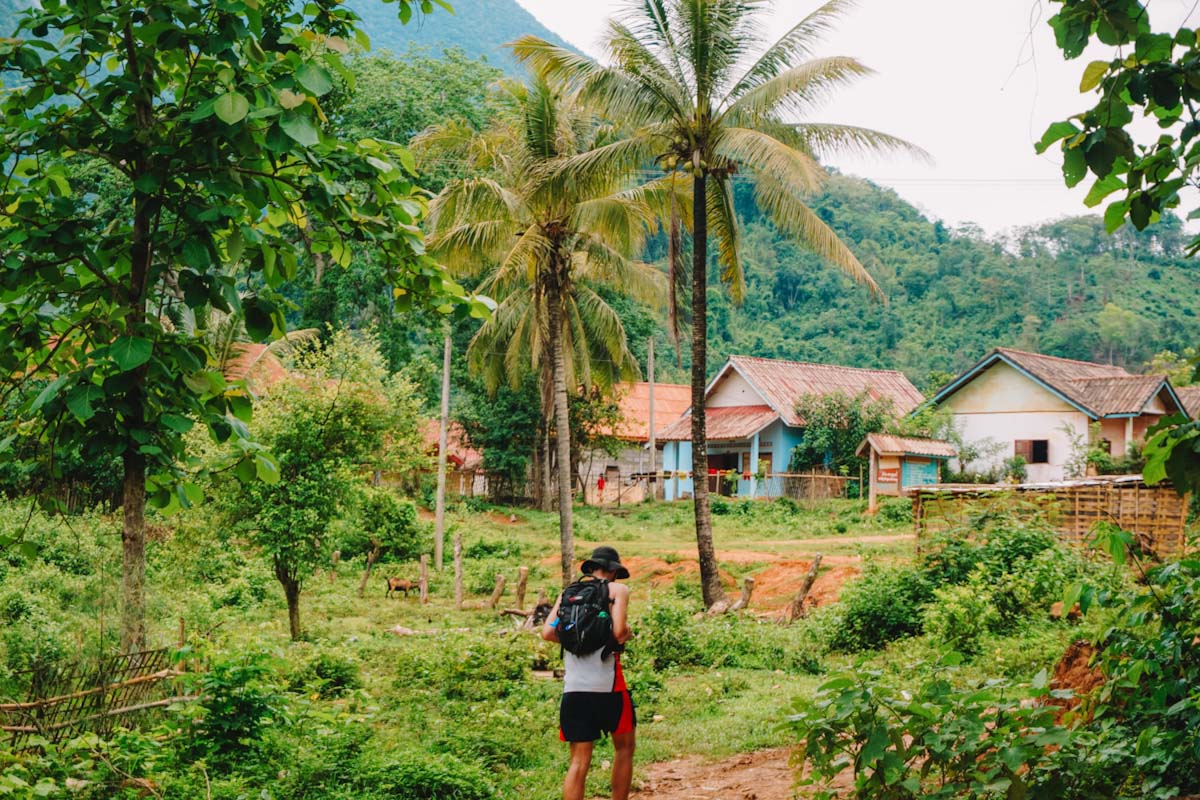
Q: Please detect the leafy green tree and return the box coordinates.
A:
[789,391,895,476]
[221,330,418,640]
[514,0,920,606]
[0,0,470,649]
[456,374,543,502]
[419,79,668,585]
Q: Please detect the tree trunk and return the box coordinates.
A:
[453,532,464,610]
[120,448,147,652]
[540,420,553,512]
[549,278,575,587]
[691,171,726,608]
[434,332,451,570]
[283,578,302,641]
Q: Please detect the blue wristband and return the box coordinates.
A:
[549,618,559,628]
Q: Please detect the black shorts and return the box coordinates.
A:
[559,691,636,742]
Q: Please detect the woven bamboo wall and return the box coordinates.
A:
[914,481,1189,560]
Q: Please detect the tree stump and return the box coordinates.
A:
[330,550,340,583]
[358,540,380,599]
[487,574,506,609]
[515,566,529,610]
[785,554,823,623]
[729,576,756,612]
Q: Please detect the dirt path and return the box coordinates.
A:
[623,748,797,800]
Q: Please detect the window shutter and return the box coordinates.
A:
[1014,440,1033,461]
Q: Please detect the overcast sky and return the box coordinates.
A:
[515,0,1199,236]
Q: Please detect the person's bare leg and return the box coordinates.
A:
[611,731,636,800]
[564,741,594,800]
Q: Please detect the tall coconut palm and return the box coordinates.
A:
[514,0,926,607]
[416,79,675,585]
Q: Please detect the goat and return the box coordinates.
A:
[385,577,419,599]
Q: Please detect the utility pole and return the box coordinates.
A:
[434,331,451,570]
[648,337,656,500]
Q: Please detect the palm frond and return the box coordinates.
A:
[787,122,932,163]
[754,170,883,300]
[724,56,874,122]
[603,19,691,121]
[729,0,856,97]
[713,126,825,196]
[707,175,744,304]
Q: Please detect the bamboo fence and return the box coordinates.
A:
[912,476,1189,559]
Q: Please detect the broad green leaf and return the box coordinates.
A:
[255,453,281,483]
[1079,60,1109,92]
[280,112,319,146]
[18,541,38,560]
[66,384,105,421]
[161,413,194,433]
[295,63,333,96]
[29,375,70,413]
[1035,121,1079,155]
[1084,173,1124,207]
[110,337,154,371]
[214,91,250,124]
[278,89,305,110]
[228,394,253,424]
[235,456,257,483]
[1063,147,1087,187]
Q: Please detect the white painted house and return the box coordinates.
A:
[929,348,1187,482]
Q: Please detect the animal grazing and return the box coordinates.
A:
[386,577,419,599]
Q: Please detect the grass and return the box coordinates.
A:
[0,495,1085,799]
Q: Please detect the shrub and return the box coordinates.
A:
[342,487,423,562]
[829,566,932,652]
[290,651,362,699]
[184,652,285,767]
[635,604,703,670]
[464,537,525,560]
[923,579,998,655]
[876,497,913,524]
[370,751,495,800]
[710,497,731,515]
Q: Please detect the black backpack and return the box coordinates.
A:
[556,578,612,656]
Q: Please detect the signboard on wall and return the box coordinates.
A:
[876,468,900,484]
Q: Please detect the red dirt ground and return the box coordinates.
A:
[613,747,852,800]
[1048,640,1104,722]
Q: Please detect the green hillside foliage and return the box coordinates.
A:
[705,174,1199,390]
[346,0,577,72]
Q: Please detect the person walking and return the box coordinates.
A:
[542,546,635,800]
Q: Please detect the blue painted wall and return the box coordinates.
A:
[661,419,807,501]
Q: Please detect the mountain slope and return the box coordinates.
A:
[348,0,577,72]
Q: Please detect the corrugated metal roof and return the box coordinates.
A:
[223,343,288,394]
[858,433,957,458]
[658,405,777,442]
[606,382,692,442]
[726,355,925,426]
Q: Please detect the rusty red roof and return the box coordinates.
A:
[223,343,289,394]
[857,433,957,459]
[606,382,692,442]
[658,405,777,442]
[1177,386,1200,417]
[724,355,925,425]
[420,419,484,471]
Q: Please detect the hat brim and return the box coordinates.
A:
[581,559,630,579]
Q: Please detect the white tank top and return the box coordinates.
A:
[563,649,621,693]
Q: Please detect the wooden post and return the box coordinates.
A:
[537,586,548,607]
[728,577,755,612]
[419,555,429,604]
[453,532,463,610]
[434,332,451,571]
[178,618,186,648]
[648,337,656,499]
[487,574,506,609]
[867,448,878,514]
[786,553,823,623]
[329,550,341,583]
[515,566,529,610]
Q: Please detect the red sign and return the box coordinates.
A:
[876,468,900,484]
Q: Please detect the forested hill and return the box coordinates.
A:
[0,1,576,71]
[347,0,576,71]
[701,174,1200,391]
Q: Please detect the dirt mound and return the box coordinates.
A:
[750,562,860,609]
[621,747,797,800]
[619,556,739,590]
[1048,640,1104,722]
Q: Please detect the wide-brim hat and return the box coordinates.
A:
[581,546,630,579]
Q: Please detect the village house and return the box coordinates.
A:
[928,347,1188,482]
[582,381,691,505]
[658,356,925,501]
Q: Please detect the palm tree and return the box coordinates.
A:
[416,79,674,585]
[515,0,925,607]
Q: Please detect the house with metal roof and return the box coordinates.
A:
[928,348,1187,482]
[658,355,925,500]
